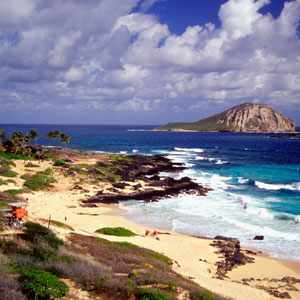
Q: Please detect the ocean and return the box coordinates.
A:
[1,124,300,261]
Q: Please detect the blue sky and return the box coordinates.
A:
[0,0,300,125]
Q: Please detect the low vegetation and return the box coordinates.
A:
[0,223,220,300]
[95,227,136,237]
[0,158,18,178]
[54,159,68,168]
[40,219,74,231]
[24,162,40,168]
[3,189,24,195]
[23,171,57,191]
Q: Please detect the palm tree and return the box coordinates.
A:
[47,131,55,145]
[29,129,38,145]
[9,131,24,153]
[59,133,71,147]
[0,129,6,144]
[53,130,60,145]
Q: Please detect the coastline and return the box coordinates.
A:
[1,154,300,299]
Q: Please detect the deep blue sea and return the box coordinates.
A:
[1,124,300,261]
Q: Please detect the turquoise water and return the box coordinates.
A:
[1,124,299,261]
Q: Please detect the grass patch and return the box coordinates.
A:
[5,179,17,184]
[95,227,136,237]
[46,219,74,231]
[24,162,40,168]
[0,159,16,167]
[135,287,174,300]
[0,178,7,185]
[108,154,132,164]
[23,172,57,191]
[54,159,68,167]
[3,189,24,195]
[20,173,32,180]
[0,152,26,160]
[0,167,18,177]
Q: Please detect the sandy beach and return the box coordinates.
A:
[1,157,300,300]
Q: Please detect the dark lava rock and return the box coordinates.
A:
[83,176,210,204]
[211,236,255,279]
[254,235,264,240]
[113,182,128,189]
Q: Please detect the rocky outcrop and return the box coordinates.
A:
[81,155,211,204]
[154,103,295,133]
[82,176,210,204]
[210,236,255,279]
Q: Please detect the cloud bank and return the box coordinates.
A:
[0,0,300,124]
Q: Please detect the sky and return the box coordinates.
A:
[0,0,300,125]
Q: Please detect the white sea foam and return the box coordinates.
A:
[222,217,300,241]
[119,151,127,154]
[255,181,300,191]
[195,156,205,160]
[174,147,204,153]
[215,159,228,165]
[132,149,139,153]
[238,177,249,184]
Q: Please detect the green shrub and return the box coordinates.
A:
[3,189,24,195]
[20,173,32,180]
[42,168,53,175]
[0,178,8,185]
[190,290,215,300]
[31,245,56,261]
[95,227,136,237]
[0,167,18,177]
[135,287,174,300]
[54,159,68,167]
[23,222,63,249]
[0,159,16,167]
[18,268,68,299]
[5,179,17,184]
[23,173,57,191]
[25,162,40,168]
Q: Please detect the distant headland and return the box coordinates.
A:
[153,103,295,133]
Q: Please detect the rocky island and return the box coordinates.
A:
[153,103,295,133]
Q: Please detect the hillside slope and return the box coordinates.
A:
[153,103,295,133]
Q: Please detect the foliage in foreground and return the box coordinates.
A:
[0,222,221,300]
[95,227,136,237]
[18,268,68,300]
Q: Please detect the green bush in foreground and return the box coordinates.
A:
[18,268,68,300]
[3,189,24,195]
[23,173,57,191]
[95,227,136,237]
